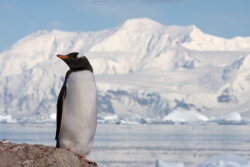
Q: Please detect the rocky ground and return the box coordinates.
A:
[0,140,97,167]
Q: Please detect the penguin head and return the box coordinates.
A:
[57,52,93,72]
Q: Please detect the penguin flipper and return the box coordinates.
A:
[55,83,66,141]
[55,70,72,143]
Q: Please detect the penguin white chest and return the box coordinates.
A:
[59,70,97,156]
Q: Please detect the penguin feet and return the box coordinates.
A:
[81,155,98,167]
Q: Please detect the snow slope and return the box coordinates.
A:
[0,18,250,119]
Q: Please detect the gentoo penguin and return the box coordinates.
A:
[55,52,97,164]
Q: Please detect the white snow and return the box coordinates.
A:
[162,110,209,122]
[0,114,12,122]
[214,112,242,122]
[0,114,12,120]
[119,120,140,125]
[0,18,250,120]
[50,113,56,120]
[162,111,243,123]
[155,159,184,167]
[103,115,119,121]
[197,154,250,167]
[98,115,120,123]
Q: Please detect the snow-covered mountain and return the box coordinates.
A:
[0,18,250,120]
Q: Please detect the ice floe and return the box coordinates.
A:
[162,110,209,122]
[156,154,250,167]
[0,114,15,123]
[0,114,12,121]
[97,115,120,124]
[214,112,242,122]
[50,113,56,120]
[155,159,185,167]
[196,153,250,167]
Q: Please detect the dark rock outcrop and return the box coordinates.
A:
[0,142,97,167]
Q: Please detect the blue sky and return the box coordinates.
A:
[0,0,249,52]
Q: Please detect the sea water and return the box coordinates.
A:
[0,123,250,167]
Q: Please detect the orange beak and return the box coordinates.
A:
[57,54,68,59]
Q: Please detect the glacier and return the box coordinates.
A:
[0,18,250,121]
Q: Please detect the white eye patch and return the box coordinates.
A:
[76,53,85,58]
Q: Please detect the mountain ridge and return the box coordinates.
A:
[0,18,250,120]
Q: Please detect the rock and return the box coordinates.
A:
[0,142,97,167]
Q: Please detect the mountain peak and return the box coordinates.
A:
[119,18,165,30]
[189,25,199,30]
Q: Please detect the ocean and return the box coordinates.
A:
[0,123,249,167]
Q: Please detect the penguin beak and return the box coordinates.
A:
[57,54,68,59]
